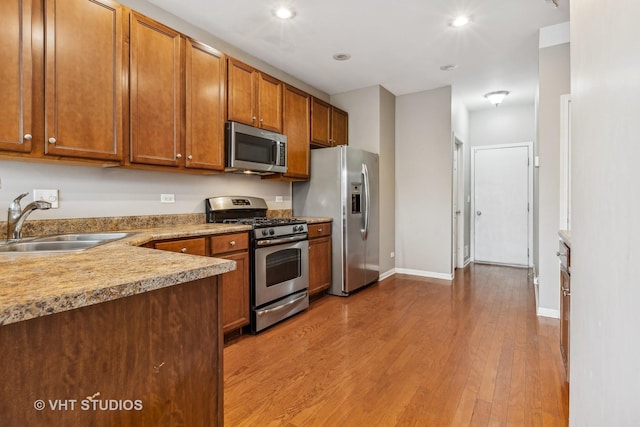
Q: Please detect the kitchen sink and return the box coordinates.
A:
[0,232,134,253]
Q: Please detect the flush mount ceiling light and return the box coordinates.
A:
[332,53,351,61]
[440,64,458,71]
[449,15,471,27]
[274,6,296,19]
[484,91,510,107]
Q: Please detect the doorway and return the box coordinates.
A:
[471,143,532,266]
[452,136,465,271]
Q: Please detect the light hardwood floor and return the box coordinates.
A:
[224,264,569,426]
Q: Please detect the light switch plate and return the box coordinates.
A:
[160,194,175,203]
[33,189,59,208]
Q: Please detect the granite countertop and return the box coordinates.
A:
[559,229,571,247]
[296,216,333,224]
[0,223,251,326]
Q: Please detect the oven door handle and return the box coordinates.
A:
[255,234,308,246]
[257,292,308,316]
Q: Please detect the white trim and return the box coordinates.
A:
[395,268,454,281]
[452,135,466,272]
[559,94,572,230]
[378,268,396,281]
[537,307,560,319]
[470,142,534,267]
[539,22,570,48]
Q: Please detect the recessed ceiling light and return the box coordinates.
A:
[449,15,471,27]
[274,7,296,19]
[440,64,458,71]
[333,53,351,61]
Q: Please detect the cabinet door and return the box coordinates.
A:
[0,0,32,153]
[185,39,226,171]
[331,107,348,146]
[227,58,256,127]
[282,85,310,179]
[44,0,124,161]
[220,251,250,333]
[309,236,332,296]
[311,97,331,147]
[257,73,283,132]
[130,12,182,167]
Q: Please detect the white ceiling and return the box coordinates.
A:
[147,0,569,111]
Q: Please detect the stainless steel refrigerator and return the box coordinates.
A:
[293,146,379,296]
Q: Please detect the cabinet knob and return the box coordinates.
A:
[188,155,193,160]
[259,118,264,123]
[48,137,56,144]
[176,153,182,159]
[229,241,236,246]
[23,134,32,141]
[318,228,323,232]
[181,247,187,253]
[252,116,257,122]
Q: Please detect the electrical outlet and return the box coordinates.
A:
[275,195,284,203]
[160,194,175,203]
[390,251,395,258]
[33,189,59,208]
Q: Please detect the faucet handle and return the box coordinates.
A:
[13,192,29,204]
[10,192,29,210]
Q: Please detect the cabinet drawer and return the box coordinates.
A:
[155,237,206,256]
[211,232,249,255]
[308,223,331,239]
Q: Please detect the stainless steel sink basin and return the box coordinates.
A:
[0,232,134,253]
[34,232,133,242]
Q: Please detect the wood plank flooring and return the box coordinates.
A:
[223,264,569,426]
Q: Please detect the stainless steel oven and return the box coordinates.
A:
[205,196,309,333]
[253,236,309,332]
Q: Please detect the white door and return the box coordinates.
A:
[473,144,530,266]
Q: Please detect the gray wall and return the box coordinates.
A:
[331,85,396,279]
[570,1,640,424]
[452,90,471,266]
[395,86,453,278]
[537,43,570,317]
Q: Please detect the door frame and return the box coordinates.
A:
[452,135,465,272]
[470,142,533,267]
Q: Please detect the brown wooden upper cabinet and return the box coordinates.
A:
[185,39,227,171]
[227,58,283,133]
[44,0,125,161]
[282,85,311,179]
[0,0,32,153]
[129,12,182,167]
[311,97,348,147]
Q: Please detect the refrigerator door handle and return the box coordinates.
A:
[362,163,370,240]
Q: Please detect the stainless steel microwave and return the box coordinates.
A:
[225,121,287,174]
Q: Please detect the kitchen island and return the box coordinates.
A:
[0,223,249,426]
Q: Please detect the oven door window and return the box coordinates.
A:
[265,248,301,287]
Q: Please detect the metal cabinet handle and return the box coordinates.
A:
[229,241,236,246]
[176,153,182,159]
[48,137,56,144]
[562,287,571,297]
[318,228,322,232]
[181,247,187,253]
[188,155,193,160]
[259,118,264,123]
[23,134,32,141]
[252,116,256,121]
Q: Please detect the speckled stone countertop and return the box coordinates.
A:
[0,223,250,326]
[559,230,571,247]
[295,217,333,224]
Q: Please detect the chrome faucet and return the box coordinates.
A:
[6,192,52,241]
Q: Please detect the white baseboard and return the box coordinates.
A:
[463,259,471,268]
[537,307,560,319]
[395,268,454,281]
[379,268,396,281]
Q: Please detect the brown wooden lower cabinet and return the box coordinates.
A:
[308,222,332,296]
[211,233,250,334]
[153,237,206,255]
[0,277,223,426]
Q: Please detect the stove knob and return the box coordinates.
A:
[261,229,268,236]
[269,228,275,236]
[294,225,301,232]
